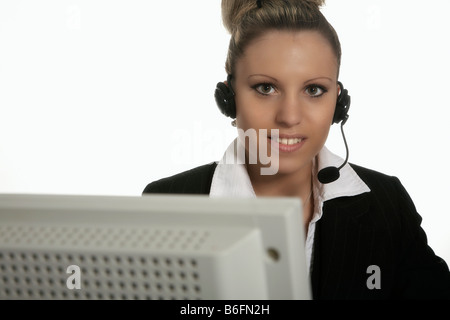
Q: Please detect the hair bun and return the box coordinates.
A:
[221,0,326,34]
[303,0,326,7]
[221,0,253,34]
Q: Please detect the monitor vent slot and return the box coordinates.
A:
[0,250,202,300]
[0,225,211,251]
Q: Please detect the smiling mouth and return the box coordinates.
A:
[267,135,306,153]
[274,137,303,145]
[268,137,304,145]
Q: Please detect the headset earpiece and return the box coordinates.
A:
[214,74,236,119]
[333,81,351,125]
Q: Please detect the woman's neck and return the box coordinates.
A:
[246,161,315,235]
[246,162,313,199]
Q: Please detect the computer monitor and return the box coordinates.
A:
[0,193,311,300]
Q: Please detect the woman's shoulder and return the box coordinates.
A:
[348,162,420,220]
[350,163,395,180]
[348,163,417,210]
[142,162,218,195]
[349,163,403,190]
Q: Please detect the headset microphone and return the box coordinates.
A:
[317,116,349,184]
[317,82,351,184]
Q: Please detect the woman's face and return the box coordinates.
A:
[233,30,339,176]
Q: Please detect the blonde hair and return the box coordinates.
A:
[221,0,341,77]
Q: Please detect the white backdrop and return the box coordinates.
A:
[1,0,449,264]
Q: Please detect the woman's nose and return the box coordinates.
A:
[275,92,303,127]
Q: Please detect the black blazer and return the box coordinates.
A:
[143,162,450,299]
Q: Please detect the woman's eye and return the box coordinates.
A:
[254,84,275,95]
[306,85,326,97]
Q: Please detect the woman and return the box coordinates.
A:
[143,0,450,299]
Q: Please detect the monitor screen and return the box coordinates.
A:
[0,193,311,300]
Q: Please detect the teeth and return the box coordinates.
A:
[276,137,302,145]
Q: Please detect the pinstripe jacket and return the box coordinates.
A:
[142,161,450,299]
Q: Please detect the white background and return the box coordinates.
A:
[1,0,449,264]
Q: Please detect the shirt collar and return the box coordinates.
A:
[315,145,371,202]
[209,139,256,198]
[209,138,370,200]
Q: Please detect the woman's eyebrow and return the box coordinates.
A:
[304,77,333,83]
[247,75,334,84]
[247,74,278,81]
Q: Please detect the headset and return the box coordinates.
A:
[214,74,351,125]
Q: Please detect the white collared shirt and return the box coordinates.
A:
[209,138,371,273]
